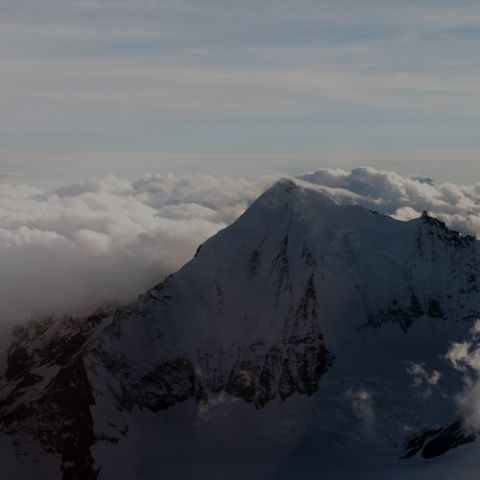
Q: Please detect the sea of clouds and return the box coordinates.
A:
[3,166,480,325]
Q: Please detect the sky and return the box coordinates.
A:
[1,0,480,185]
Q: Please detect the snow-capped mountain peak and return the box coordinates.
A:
[1,179,480,479]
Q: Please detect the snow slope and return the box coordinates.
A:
[1,178,480,479]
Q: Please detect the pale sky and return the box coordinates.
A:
[1,0,480,184]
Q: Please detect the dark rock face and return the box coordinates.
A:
[364,288,430,332]
[401,428,442,459]
[0,282,333,479]
[120,275,333,411]
[0,311,108,480]
[270,235,292,298]
[249,249,262,278]
[402,420,476,460]
[46,358,98,480]
[422,421,476,459]
[135,359,200,411]
[225,334,331,408]
[5,311,107,381]
[418,213,476,255]
[225,274,333,407]
[362,218,480,333]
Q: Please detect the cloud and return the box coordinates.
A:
[347,388,376,439]
[405,361,441,398]
[0,173,269,325]
[445,320,480,432]
[299,167,480,238]
[406,362,442,388]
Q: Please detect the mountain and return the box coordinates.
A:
[1,178,480,479]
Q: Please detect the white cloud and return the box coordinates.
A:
[299,167,480,238]
[406,362,442,388]
[347,388,376,439]
[405,361,442,399]
[445,321,480,432]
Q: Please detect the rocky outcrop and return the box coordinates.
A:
[0,311,108,479]
[402,420,476,460]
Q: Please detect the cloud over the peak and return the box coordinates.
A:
[299,167,480,237]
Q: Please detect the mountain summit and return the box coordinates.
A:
[1,179,480,479]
